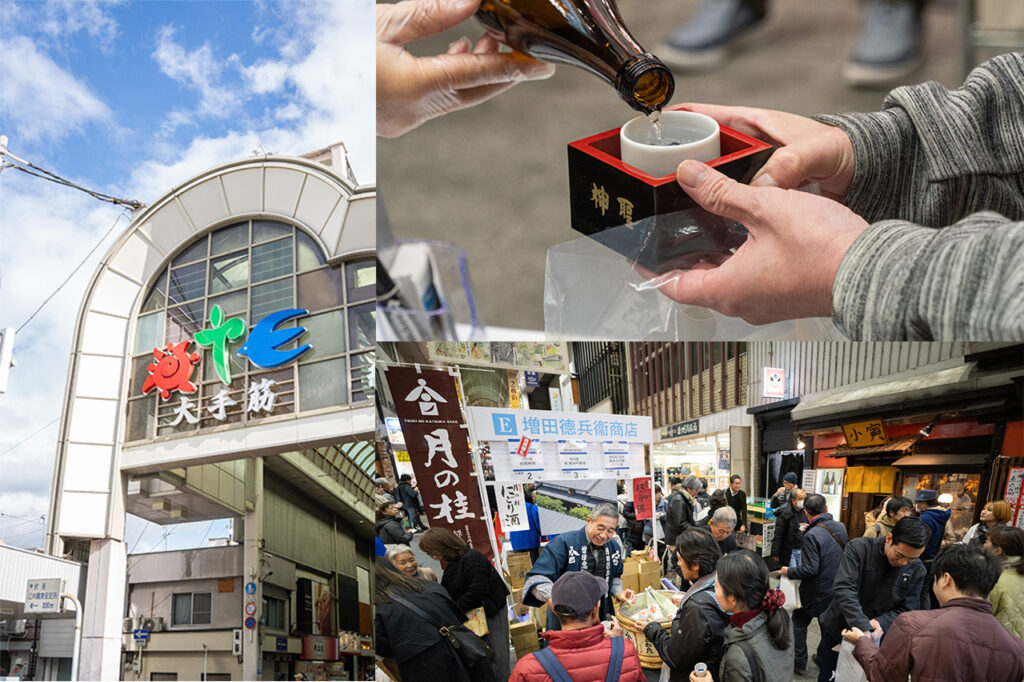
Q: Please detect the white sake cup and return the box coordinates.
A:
[619,110,721,178]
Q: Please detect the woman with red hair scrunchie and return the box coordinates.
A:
[691,549,794,682]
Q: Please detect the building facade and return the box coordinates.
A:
[44,145,376,680]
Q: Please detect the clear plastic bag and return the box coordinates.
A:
[544,221,845,340]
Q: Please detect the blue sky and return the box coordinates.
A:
[0,0,373,552]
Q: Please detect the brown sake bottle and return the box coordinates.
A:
[476,0,674,113]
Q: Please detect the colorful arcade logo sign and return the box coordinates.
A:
[142,305,311,400]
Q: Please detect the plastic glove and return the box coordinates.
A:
[637,161,869,324]
[377,0,556,138]
[681,102,856,200]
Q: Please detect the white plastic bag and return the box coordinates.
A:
[779,575,801,611]
[835,640,868,682]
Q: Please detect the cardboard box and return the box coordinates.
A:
[621,563,641,595]
[507,551,533,589]
[638,560,661,592]
[567,105,773,274]
[510,620,540,657]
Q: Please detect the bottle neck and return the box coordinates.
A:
[616,55,674,113]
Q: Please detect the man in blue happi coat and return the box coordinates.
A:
[522,502,636,632]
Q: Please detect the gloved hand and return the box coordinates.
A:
[377,0,556,138]
[682,102,856,200]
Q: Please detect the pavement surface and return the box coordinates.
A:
[379,0,968,332]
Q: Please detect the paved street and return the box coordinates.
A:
[380,0,965,332]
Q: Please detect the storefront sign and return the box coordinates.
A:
[428,342,569,373]
[842,419,888,447]
[276,637,288,652]
[525,372,540,387]
[142,305,312,401]
[762,368,786,398]
[25,578,63,614]
[633,479,653,521]
[495,483,529,532]
[301,635,340,661]
[508,371,522,409]
[218,578,235,593]
[387,366,493,558]
[661,419,699,440]
[470,406,652,443]
[394,450,410,462]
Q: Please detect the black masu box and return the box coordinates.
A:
[567,105,774,274]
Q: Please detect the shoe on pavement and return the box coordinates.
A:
[843,0,925,87]
[658,0,768,71]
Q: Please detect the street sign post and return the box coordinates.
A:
[25,578,63,614]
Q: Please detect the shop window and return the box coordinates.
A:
[902,472,980,541]
[126,220,371,442]
[172,592,211,625]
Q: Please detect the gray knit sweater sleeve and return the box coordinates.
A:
[813,52,1024,340]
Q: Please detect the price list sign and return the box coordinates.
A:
[557,439,591,480]
[602,441,630,477]
[507,438,545,482]
[1004,468,1024,528]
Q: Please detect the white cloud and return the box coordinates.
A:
[241,60,290,95]
[39,0,124,51]
[0,36,113,143]
[152,25,240,122]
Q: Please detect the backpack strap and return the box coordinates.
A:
[737,640,762,682]
[532,647,574,682]
[605,635,624,682]
[873,523,881,536]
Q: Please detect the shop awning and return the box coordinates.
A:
[829,435,918,458]
[791,361,975,426]
[891,453,988,468]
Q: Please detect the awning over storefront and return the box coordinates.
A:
[891,453,988,468]
[791,361,1021,430]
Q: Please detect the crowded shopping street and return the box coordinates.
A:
[375,342,1024,682]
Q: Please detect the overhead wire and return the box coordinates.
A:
[0,155,143,209]
[0,417,59,459]
[15,210,128,334]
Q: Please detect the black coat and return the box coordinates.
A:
[819,535,926,639]
[441,548,510,617]
[771,504,808,566]
[396,481,421,514]
[666,491,697,543]
[725,489,747,530]
[375,581,491,682]
[376,515,413,545]
[621,501,646,548]
[644,575,729,682]
[787,513,847,615]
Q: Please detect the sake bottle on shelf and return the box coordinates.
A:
[476,0,675,113]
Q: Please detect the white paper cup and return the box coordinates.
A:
[620,111,720,178]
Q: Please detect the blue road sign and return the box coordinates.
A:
[133,629,150,640]
[245,616,256,629]
[245,581,257,595]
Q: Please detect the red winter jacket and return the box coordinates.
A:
[509,624,645,682]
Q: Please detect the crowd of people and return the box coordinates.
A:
[375,471,1024,681]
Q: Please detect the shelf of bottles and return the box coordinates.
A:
[814,468,845,515]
